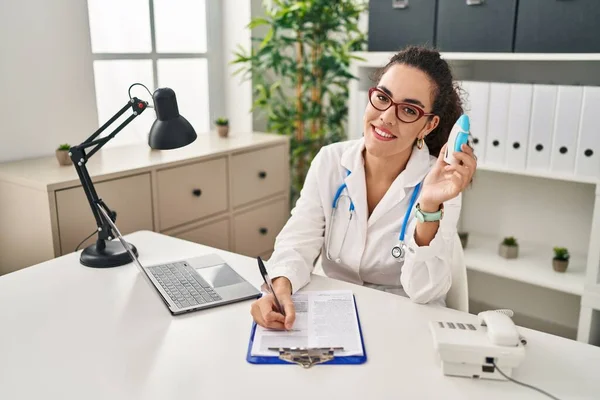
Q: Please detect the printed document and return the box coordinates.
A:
[250,290,363,357]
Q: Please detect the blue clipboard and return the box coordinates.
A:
[246,294,367,365]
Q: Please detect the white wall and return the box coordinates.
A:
[0,0,98,163]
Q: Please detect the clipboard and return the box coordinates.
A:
[246,294,367,367]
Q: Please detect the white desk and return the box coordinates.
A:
[1,231,599,400]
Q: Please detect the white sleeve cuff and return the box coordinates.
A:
[267,264,310,295]
[404,217,447,262]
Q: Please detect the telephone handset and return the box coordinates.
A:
[478,310,520,346]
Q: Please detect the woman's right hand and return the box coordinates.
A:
[250,277,296,330]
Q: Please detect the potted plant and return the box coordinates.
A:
[552,247,570,272]
[499,236,518,259]
[232,0,367,207]
[215,117,229,137]
[55,144,72,166]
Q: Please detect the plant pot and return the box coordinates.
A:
[55,150,72,166]
[458,232,469,248]
[552,258,569,273]
[499,243,518,259]
[217,125,229,138]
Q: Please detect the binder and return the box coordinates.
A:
[575,86,600,178]
[527,85,557,172]
[550,85,583,175]
[505,83,533,170]
[246,294,367,367]
[460,81,490,163]
[485,83,510,166]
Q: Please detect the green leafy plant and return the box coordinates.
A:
[502,236,518,247]
[57,144,71,151]
[232,0,367,206]
[215,117,229,126]
[553,247,570,261]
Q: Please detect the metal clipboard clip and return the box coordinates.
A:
[268,347,344,368]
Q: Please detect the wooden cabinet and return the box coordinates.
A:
[0,133,290,274]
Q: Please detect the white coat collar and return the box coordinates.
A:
[339,137,434,227]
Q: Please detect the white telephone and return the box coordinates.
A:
[429,310,525,381]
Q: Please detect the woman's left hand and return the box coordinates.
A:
[419,143,477,210]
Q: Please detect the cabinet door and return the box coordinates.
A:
[436,0,517,52]
[56,173,154,255]
[233,198,288,258]
[157,157,228,231]
[231,145,286,208]
[172,218,230,251]
[367,0,437,52]
[515,0,600,53]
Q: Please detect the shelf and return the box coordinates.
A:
[351,51,600,67]
[463,234,586,296]
[476,164,598,185]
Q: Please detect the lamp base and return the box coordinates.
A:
[80,240,138,268]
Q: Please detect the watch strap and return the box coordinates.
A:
[416,203,444,222]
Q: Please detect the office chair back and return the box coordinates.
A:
[445,232,469,312]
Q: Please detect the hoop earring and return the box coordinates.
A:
[417,138,424,150]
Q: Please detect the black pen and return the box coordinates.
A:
[257,256,286,316]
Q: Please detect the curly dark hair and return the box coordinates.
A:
[372,46,464,157]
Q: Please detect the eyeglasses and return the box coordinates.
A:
[368,87,435,123]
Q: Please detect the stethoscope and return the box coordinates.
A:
[325,171,422,264]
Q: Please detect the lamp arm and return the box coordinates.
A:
[69,98,149,250]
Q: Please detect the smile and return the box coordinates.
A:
[371,125,397,141]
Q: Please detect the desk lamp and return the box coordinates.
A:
[69,83,196,268]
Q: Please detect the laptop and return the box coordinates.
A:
[97,202,261,315]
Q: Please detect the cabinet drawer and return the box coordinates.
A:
[368,0,436,51]
[231,146,286,208]
[436,0,517,52]
[172,218,230,251]
[157,157,228,231]
[514,0,600,53]
[56,173,153,255]
[233,199,288,257]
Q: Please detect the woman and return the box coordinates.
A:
[251,46,477,330]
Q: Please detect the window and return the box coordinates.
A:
[87,0,213,147]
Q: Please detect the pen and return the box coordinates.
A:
[257,256,286,317]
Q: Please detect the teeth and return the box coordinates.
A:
[375,127,394,138]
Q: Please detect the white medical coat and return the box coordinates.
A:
[267,138,461,305]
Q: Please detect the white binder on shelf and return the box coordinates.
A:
[460,81,489,163]
[575,86,600,179]
[484,83,510,166]
[550,86,583,175]
[505,83,533,170]
[526,85,557,172]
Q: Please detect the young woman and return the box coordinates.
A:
[251,46,477,330]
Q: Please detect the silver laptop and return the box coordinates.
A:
[97,202,261,315]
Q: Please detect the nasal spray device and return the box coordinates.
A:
[444,114,471,165]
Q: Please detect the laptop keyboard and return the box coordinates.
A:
[147,261,222,309]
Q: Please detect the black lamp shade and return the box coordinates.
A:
[148,87,197,150]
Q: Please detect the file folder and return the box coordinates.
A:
[460,81,490,163]
[527,85,557,172]
[575,86,600,179]
[246,292,367,367]
[485,83,510,166]
[505,84,533,170]
[551,86,583,175]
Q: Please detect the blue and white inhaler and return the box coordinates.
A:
[444,114,470,165]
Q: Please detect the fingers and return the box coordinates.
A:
[281,297,296,330]
[436,143,448,165]
[250,295,286,330]
[455,146,477,169]
[444,165,471,189]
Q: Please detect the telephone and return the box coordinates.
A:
[429,309,525,381]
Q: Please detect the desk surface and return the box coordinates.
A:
[1,231,599,400]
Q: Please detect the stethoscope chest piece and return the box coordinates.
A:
[391,243,406,262]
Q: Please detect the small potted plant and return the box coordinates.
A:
[499,236,518,259]
[55,144,72,166]
[552,247,570,273]
[215,117,229,137]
